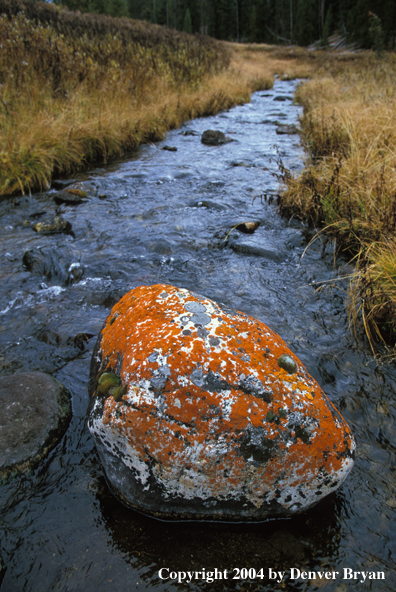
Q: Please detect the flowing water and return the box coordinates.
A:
[0,79,395,591]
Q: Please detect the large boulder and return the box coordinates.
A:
[0,372,72,484]
[87,284,355,521]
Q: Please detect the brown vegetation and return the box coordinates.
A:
[0,2,277,197]
[276,49,396,353]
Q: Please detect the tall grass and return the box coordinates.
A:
[3,2,341,198]
[278,52,396,352]
[0,1,235,195]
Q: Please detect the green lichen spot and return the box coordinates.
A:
[96,373,121,397]
[278,409,287,418]
[277,354,298,374]
[266,411,275,422]
[66,188,87,198]
[112,384,127,402]
[98,373,120,386]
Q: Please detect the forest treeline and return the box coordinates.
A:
[51,0,396,49]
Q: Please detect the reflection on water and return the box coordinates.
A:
[0,79,395,591]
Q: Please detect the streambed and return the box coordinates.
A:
[0,79,395,591]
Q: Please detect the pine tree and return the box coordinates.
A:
[110,0,129,17]
[54,0,90,10]
[368,11,384,55]
[182,7,193,32]
[295,0,318,46]
[88,0,111,14]
[321,4,334,46]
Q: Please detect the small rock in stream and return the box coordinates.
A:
[22,246,84,286]
[32,216,72,236]
[161,145,177,152]
[180,130,199,136]
[53,181,97,204]
[0,372,72,484]
[227,228,286,262]
[201,130,233,146]
[87,284,355,522]
[234,221,261,234]
[189,199,228,211]
[276,124,299,135]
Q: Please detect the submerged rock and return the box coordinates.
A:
[276,124,299,135]
[87,284,355,522]
[54,189,87,205]
[201,130,233,146]
[22,246,84,286]
[180,129,199,136]
[189,199,228,211]
[0,372,72,484]
[227,227,286,262]
[53,181,97,204]
[32,216,72,235]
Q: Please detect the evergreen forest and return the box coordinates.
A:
[53,0,396,49]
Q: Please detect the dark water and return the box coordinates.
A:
[0,79,395,592]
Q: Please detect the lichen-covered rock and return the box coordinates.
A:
[87,284,355,521]
[0,372,72,484]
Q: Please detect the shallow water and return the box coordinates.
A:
[0,79,395,592]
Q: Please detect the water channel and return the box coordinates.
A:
[0,78,395,591]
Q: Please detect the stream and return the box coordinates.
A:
[0,78,395,591]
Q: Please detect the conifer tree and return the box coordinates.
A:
[182,7,193,32]
[295,0,318,45]
[88,0,111,14]
[111,0,129,17]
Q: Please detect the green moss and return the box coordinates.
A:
[96,373,121,397]
[112,384,127,402]
[277,354,298,374]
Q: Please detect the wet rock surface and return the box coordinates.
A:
[276,123,299,135]
[0,372,72,483]
[227,226,289,261]
[87,284,355,521]
[22,246,84,286]
[52,182,97,204]
[32,216,72,235]
[201,130,233,145]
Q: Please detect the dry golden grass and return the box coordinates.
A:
[0,68,269,196]
[0,10,281,197]
[1,8,354,198]
[228,42,314,82]
[278,51,396,351]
